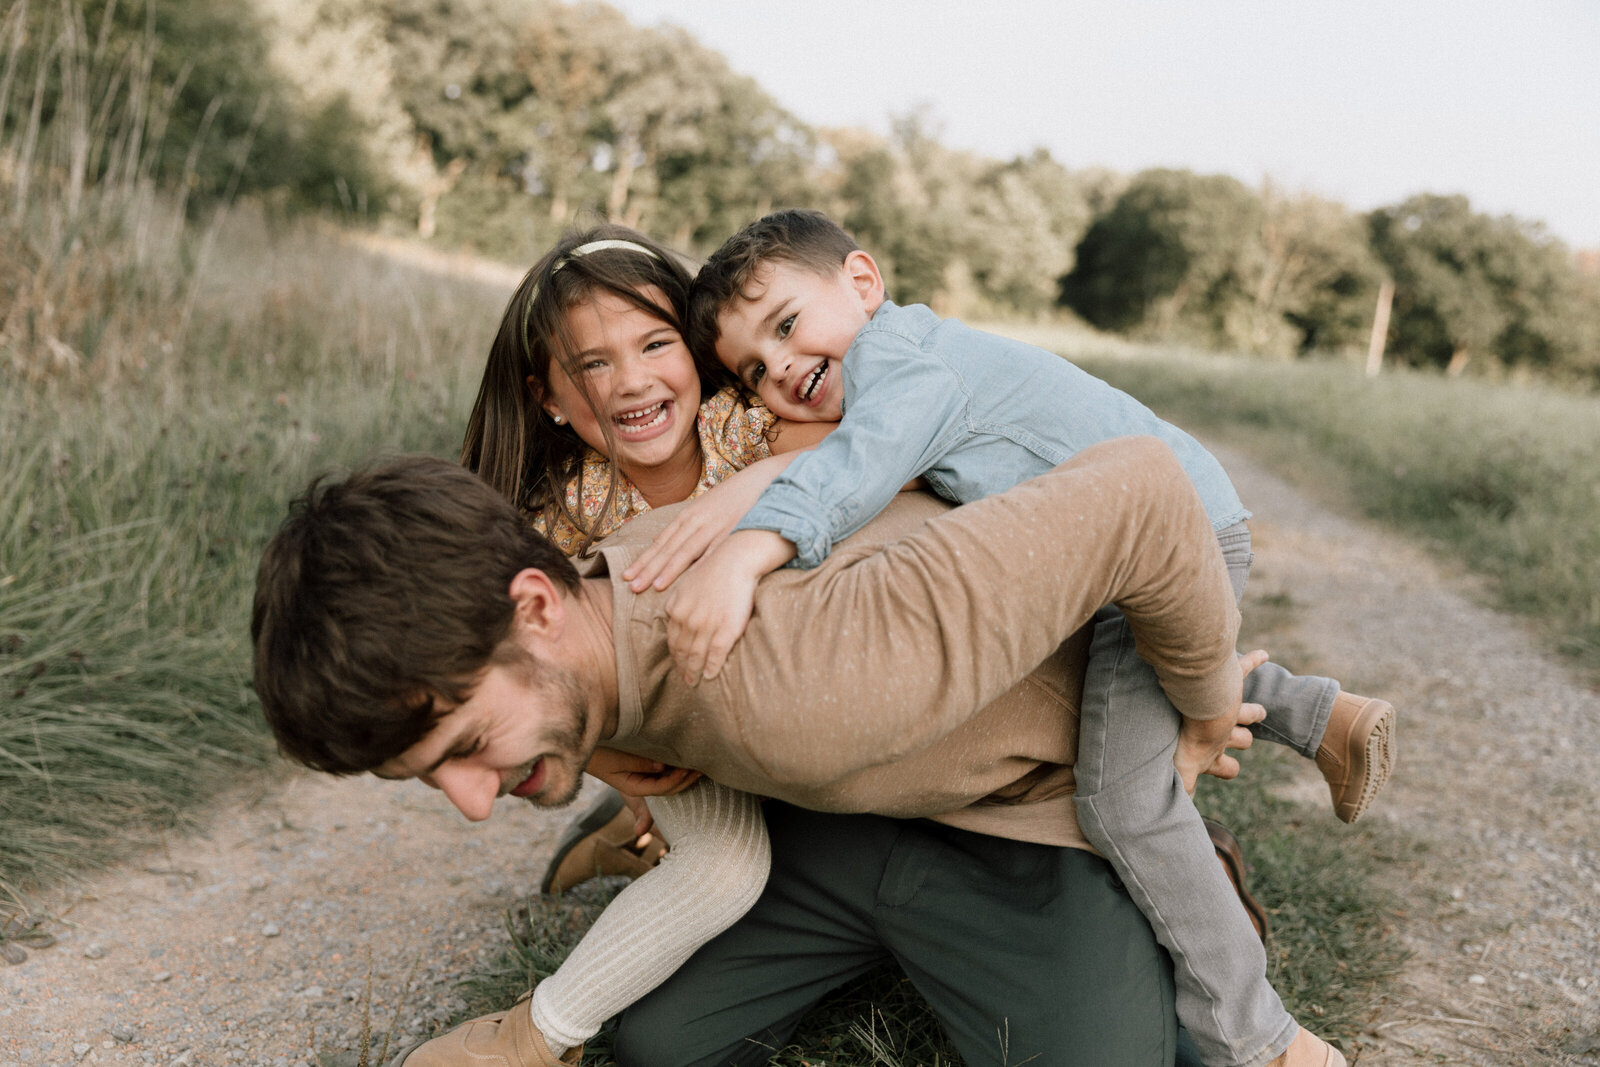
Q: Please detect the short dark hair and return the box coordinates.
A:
[250,455,581,775]
[687,209,860,357]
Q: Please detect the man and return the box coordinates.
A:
[253,437,1266,1067]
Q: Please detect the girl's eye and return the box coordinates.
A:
[746,362,766,386]
[580,358,608,373]
[777,315,796,340]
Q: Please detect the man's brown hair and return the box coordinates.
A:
[686,209,861,358]
[250,455,580,775]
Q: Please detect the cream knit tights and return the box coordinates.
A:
[529,779,771,1054]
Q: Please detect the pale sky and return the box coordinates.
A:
[606,0,1600,249]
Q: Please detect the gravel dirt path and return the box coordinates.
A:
[2,439,1596,1066]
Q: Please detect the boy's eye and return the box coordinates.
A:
[777,314,795,340]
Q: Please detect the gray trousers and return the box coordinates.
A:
[1075,522,1338,1067]
[614,801,1195,1067]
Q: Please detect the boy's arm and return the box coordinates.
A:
[663,528,795,684]
[529,780,769,1051]
[623,450,808,594]
[737,333,967,568]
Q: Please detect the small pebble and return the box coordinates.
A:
[152,970,172,983]
[84,943,106,959]
[1468,974,1487,985]
[261,923,281,938]
[73,1044,92,1058]
[248,876,268,891]
[112,1027,136,1043]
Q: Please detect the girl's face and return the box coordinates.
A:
[534,286,702,487]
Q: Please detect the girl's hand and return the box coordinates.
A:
[584,747,702,798]
[623,453,801,594]
[664,529,796,684]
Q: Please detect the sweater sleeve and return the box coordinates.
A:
[528,780,770,1052]
[734,331,967,568]
[724,436,1244,787]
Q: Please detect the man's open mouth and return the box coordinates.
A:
[798,362,827,402]
[509,759,546,798]
[615,400,669,434]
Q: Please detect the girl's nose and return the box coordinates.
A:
[615,351,654,390]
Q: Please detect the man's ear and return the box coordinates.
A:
[508,567,567,644]
[843,250,886,313]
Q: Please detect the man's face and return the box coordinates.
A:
[374,654,601,822]
[713,258,879,424]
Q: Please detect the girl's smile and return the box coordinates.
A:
[537,287,704,506]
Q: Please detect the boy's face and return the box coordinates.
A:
[713,252,883,423]
[373,653,601,823]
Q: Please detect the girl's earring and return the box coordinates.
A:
[552,413,566,425]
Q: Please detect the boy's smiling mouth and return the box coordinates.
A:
[797,362,828,403]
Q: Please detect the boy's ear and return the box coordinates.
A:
[843,250,886,311]
[508,567,567,645]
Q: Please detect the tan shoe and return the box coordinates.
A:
[540,789,667,895]
[1316,692,1395,824]
[1203,817,1268,943]
[1266,1026,1347,1066]
[387,992,580,1066]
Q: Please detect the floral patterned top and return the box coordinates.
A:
[532,386,777,556]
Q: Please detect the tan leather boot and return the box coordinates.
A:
[387,992,580,1066]
[1315,692,1395,824]
[1266,1025,1347,1066]
[540,789,667,895]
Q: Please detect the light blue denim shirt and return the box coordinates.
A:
[736,301,1249,568]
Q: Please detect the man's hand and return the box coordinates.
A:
[664,529,795,684]
[1174,649,1269,794]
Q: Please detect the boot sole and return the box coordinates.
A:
[1336,699,1395,824]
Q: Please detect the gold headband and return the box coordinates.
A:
[521,239,664,352]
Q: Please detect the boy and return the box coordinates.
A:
[654,209,1392,1067]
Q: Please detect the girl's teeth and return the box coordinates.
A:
[616,402,667,433]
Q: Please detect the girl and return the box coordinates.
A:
[447,225,824,1061]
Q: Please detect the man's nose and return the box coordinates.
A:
[429,763,498,822]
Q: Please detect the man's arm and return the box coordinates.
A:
[723,436,1243,786]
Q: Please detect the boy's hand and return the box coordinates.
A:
[1174,649,1270,794]
[665,529,795,684]
[623,452,805,594]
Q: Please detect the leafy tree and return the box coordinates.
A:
[1060,168,1262,342]
[1367,194,1598,377]
[4,0,386,212]
[1245,186,1383,356]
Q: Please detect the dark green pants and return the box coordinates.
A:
[613,802,1179,1067]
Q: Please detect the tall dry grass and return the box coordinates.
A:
[0,0,513,904]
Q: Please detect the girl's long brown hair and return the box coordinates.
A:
[460,225,715,557]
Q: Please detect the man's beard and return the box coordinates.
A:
[522,667,598,808]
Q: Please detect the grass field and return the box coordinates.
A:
[1,205,505,905]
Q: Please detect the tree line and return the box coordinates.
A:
[7,0,1597,381]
